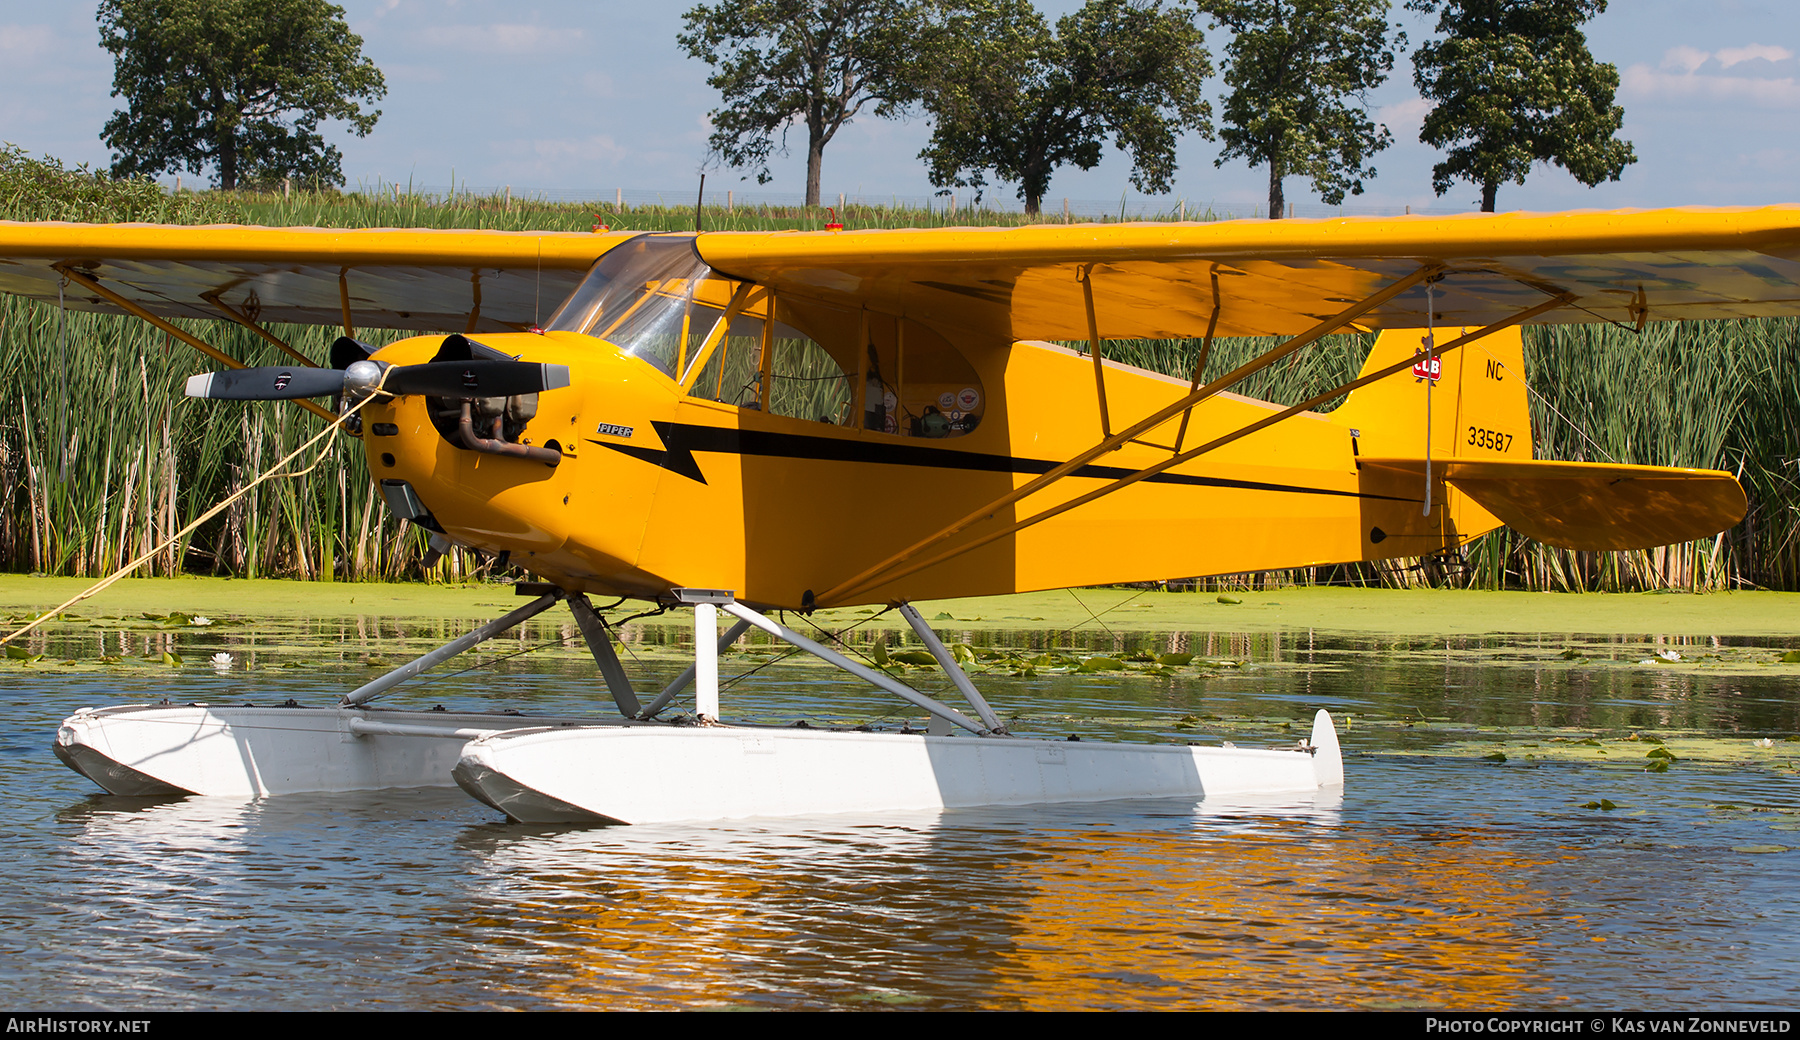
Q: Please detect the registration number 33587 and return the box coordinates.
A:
[1467,426,1514,451]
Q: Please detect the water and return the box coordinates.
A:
[2,616,1797,1010]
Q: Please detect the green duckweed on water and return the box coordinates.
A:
[4,575,1800,635]
[1,577,1796,768]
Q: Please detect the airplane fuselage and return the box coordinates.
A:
[361,327,1498,609]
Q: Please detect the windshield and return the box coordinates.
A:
[546,235,736,377]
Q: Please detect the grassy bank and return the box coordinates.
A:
[4,574,1799,639]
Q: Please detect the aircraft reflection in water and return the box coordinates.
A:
[447,792,1572,1011]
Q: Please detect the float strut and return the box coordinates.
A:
[717,598,989,736]
[639,616,755,720]
[567,593,642,717]
[341,590,564,706]
[695,601,720,720]
[898,603,1007,733]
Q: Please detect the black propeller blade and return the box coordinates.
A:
[185,367,352,401]
[383,360,571,398]
[185,358,570,402]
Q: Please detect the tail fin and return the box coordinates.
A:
[1331,325,1532,463]
[1332,326,1531,549]
[1336,327,1746,551]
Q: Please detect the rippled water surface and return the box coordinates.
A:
[3,612,1797,1010]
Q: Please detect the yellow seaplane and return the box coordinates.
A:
[3,206,1783,824]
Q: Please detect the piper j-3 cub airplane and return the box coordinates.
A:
[2,206,1781,824]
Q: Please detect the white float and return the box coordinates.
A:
[54,703,631,797]
[452,709,1342,825]
[53,588,1346,824]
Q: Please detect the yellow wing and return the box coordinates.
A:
[695,205,1800,339]
[5,206,1800,340]
[0,221,625,334]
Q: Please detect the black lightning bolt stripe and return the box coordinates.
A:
[589,421,1419,502]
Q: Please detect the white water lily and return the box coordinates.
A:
[1658,649,1681,662]
[1754,738,1775,749]
[210,652,232,670]
[191,616,214,627]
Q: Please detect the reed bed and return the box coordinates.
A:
[2,156,1795,590]
[1108,320,1800,593]
[0,296,467,581]
[225,178,1231,233]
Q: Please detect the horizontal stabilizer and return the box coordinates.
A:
[1360,458,1746,551]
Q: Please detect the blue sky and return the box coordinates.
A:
[1,0,1795,216]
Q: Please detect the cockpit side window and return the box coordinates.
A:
[763,323,853,424]
[685,306,767,409]
[682,290,853,424]
[555,236,977,435]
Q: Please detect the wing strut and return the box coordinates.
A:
[814,263,1445,607]
[201,290,318,367]
[54,264,337,423]
[1077,264,1112,438]
[1172,269,1223,454]
[821,279,1573,607]
[338,269,355,337]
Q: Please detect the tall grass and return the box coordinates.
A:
[1109,321,1800,593]
[1494,319,1800,593]
[226,181,1229,234]
[0,295,471,581]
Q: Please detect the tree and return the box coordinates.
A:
[1199,0,1404,219]
[1409,1,1633,212]
[679,0,929,208]
[98,0,385,191]
[915,0,1212,217]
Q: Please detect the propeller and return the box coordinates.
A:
[184,336,571,402]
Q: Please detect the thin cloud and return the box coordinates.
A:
[1624,45,1800,109]
[1661,45,1711,74]
[1379,96,1432,133]
[1717,44,1794,68]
